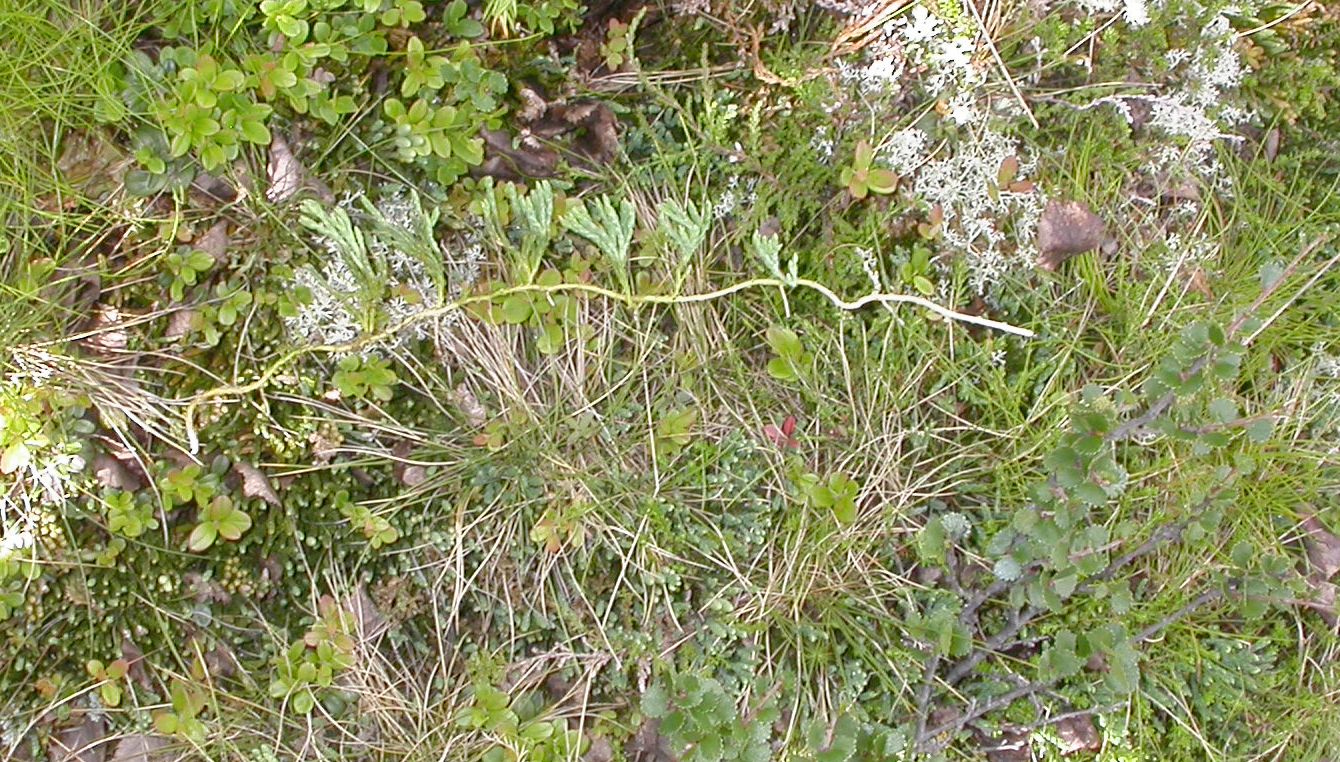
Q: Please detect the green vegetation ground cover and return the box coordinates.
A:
[2,0,1340,759]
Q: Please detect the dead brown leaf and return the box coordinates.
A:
[120,638,153,692]
[478,96,619,180]
[1055,714,1102,755]
[164,309,196,341]
[1301,514,1340,579]
[477,128,559,181]
[194,221,229,266]
[78,305,128,358]
[517,84,548,122]
[107,735,174,762]
[58,130,127,199]
[233,462,281,507]
[265,135,304,203]
[450,385,488,427]
[582,736,614,762]
[390,440,427,486]
[183,572,230,605]
[1037,200,1107,271]
[342,584,389,641]
[1306,572,1338,630]
[92,454,142,492]
[625,719,676,762]
[47,714,108,762]
[202,641,237,679]
[1186,267,1214,299]
[1264,127,1281,163]
[977,726,1030,762]
[557,100,619,165]
[189,172,239,206]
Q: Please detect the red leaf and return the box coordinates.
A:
[763,416,799,449]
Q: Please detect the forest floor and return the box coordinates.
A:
[3,0,1340,760]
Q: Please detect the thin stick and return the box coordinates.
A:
[919,584,1227,748]
[180,276,1034,451]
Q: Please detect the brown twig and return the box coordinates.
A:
[917,583,1230,749]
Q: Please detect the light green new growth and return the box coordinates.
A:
[363,191,448,302]
[562,194,635,293]
[504,180,555,284]
[298,199,386,332]
[748,228,796,287]
[656,196,710,289]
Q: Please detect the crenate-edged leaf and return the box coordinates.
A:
[520,721,555,741]
[1231,540,1254,568]
[1246,418,1274,443]
[453,134,484,164]
[1074,481,1108,506]
[0,442,30,474]
[1053,572,1079,599]
[1208,397,1238,424]
[919,518,947,564]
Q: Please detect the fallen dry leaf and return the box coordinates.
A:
[978,726,1030,762]
[193,221,229,266]
[1301,513,1340,579]
[233,462,281,508]
[265,135,304,203]
[391,440,427,486]
[516,84,548,122]
[558,100,619,166]
[163,309,196,341]
[183,572,230,605]
[450,385,488,426]
[107,735,174,762]
[189,171,239,206]
[582,736,614,762]
[1306,572,1338,630]
[342,584,389,641]
[625,719,676,762]
[478,97,619,180]
[79,305,128,357]
[477,127,559,180]
[202,641,237,679]
[120,638,153,692]
[1186,266,1214,300]
[1055,714,1102,754]
[92,454,142,492]
[48,714,108,762]
[1037,200,1106,271]
[58,130,127,199]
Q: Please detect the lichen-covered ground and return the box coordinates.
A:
[3,0,1340,759]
